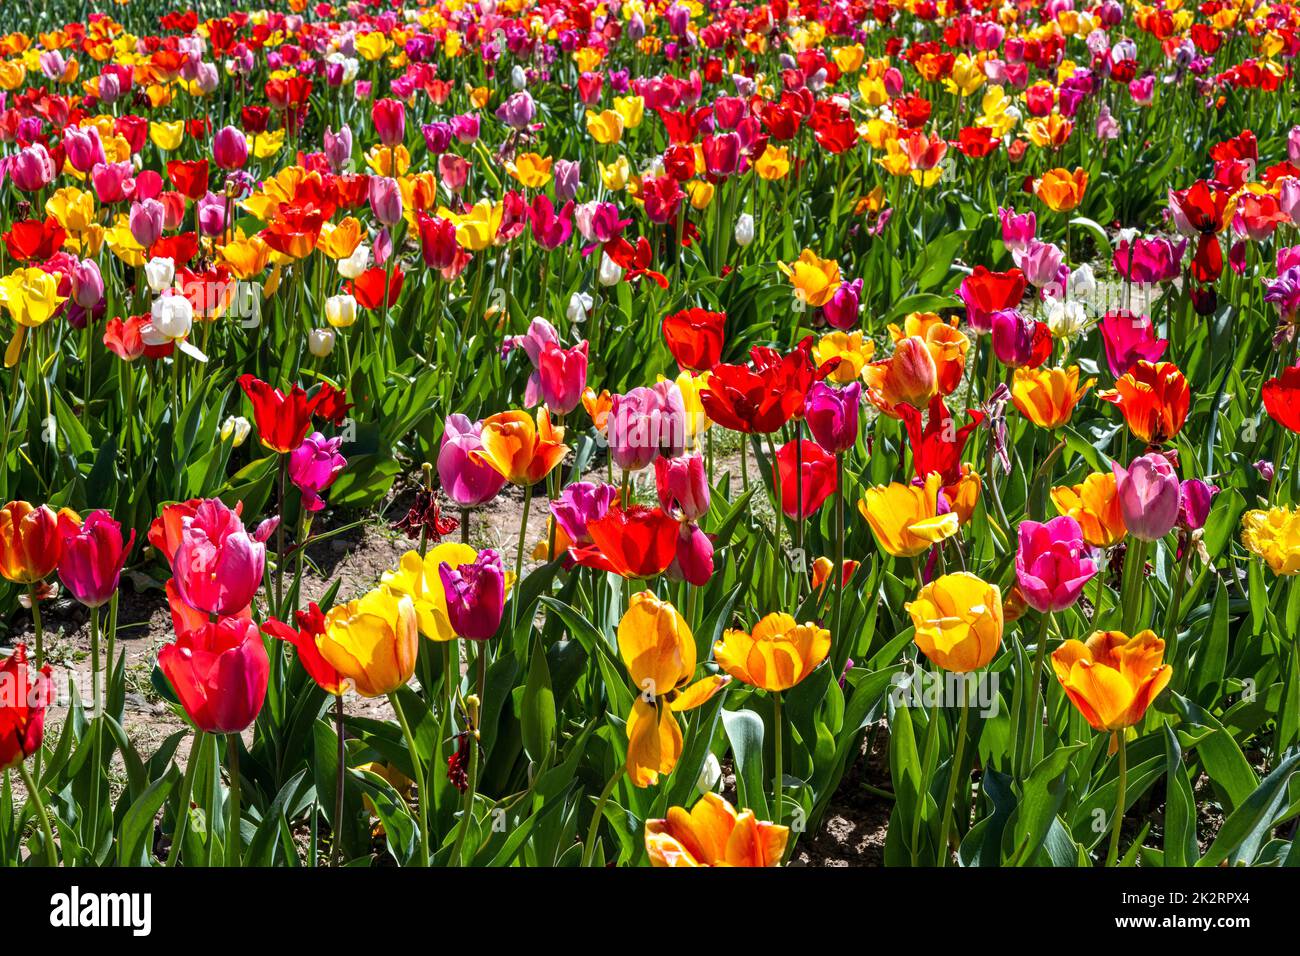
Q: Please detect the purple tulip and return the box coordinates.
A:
[550,482,618,546]
[608,382,687,471]
[822,278,862,331]
[1178,479,1218,532]
[803,381,861,454]
[439,549,507,640]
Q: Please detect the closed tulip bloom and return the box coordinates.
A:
[619,592,729,786]
[1015,516,1097,612]
[0,645,53,771]
[382,544,478,641]
[57,510,135,608]
[1113,453,1180,541]
[368,176,404,226]
[804,380,861,453]
[320,587,419,697]
[863,336,938,415]
[773,439,837,519]
[670,522,714,586]
[1012,365,1094,429]
[607,382,687,471]
[472,408,569,486]
[537,341,588,415]
[159,616,269,733]
[655,454,710,522]
[822,277,862,330]
[437,414,507,507]
[1051,472,1127,548]
[662,307,725,373]
[213,125,248,170]
[1098,361,1190,445]
[0,501,65,584]
[646,792,789,867]
[325,293,358,329]
[171,498,266,615]
[439,549,507,640]
[1051,629,1172,731]
[1178,479,1218,532]
[1241,507,1300,575]
[289,433,346,512]
[371,98,406,147]
[129,199,166,248]
[714,613,831,692]
[858,473,959,558]
[906,572,1004,672]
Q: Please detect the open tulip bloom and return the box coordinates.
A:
[0,0,1296,881]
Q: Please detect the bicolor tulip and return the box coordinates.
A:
[0,501,64,584]
[1051,472,1127,548]
[905,572,1004,672]
[1051,630,1172,732]
[0,645,53,771]
[645,792,788,867]
[714,613,831,692]
[472,408,569,486]
[1098,361,1190,445]
[1011,365,1094,430]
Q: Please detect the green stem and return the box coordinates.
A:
[16,760,57,867]
[512,483,533,632]
[166,730,204,867]
[937,688,971,868]
[1020,611,1052,779]
[333,694,345,868]
[450,650,486,866]
[1105,733,1128,867]
[29,585,44,669]
[388,691,429,867]
[225,733,242,867]
[772,692,784,825]
[580,766,624,867]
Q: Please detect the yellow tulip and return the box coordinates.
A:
[858,473,959,558]
[1241,507,1300,576]
[777,248,841,308]
[320,587,420,698]
[713,613,830,692]
[440,200,504,252]
[619,592,730,787]
[833,44,865,73]
[318,217,365,260]
[149,120,185,151]
[906,572,1003,672]
[1011,365,1094,430]
[380,544,479,641]
[45,187,97,235]
[1051,630,1172,732]
[600,155,631,191]
[506,152,553,188]
[687,180,714,210]
[0,267,67,367]
[814,331,874,383]
[365,143,410,177]
[646,792,789,867]
[1052,472,1127,548]
[754,144,790,180]
[586,109,624,145]
[613,95,644,129]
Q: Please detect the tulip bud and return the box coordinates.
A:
[696,752,722,795]
[566,291,593,324]
[221,415,251,447]
[325,293,358,328]
[368,176,403,226]
[308,328,336,358]
[371,98,406,147]
[599,252,623,286]
[324,126,352,172]
[733,212,755,247]
[129,199,166,249]
[338,244,370,280]
[145,257,175,294]
[213,125,248,170]
[1112,453,1180,541]
[70,259,104,309]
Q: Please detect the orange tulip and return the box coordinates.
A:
[471,408,569,486]
[888,312,969,395]
[0,501,68,584]
[1011,365,1094,430]
[1051,472,1127,548]
[713,613,831,692]
[1035,166,1088,212]
[1051,629,1172,733]
[645,792,789,867]
[863,335,938,416]
[1097,360,1190,445]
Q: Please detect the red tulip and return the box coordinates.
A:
[700,337,820,434]
[899,396,984,485]
[0,645,53,771]
[262,604,346,696]
[159,616,269,734]
[662,307,725,372]
[346,267,404,310]
[1263,364,1300,434]
[773,439,837,519]
[166,159,210,201]
[237,375,348,454]
[569,505,679,578]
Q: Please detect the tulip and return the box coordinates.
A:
[1177,479,1217,532]
[1241,506,1300,575]
[1112,453,1180,541]
[213,125,248,170]
[437,415,507,508]
[863,336,939,415]
[63,126,105,174]
[0,644,53,771]
[618,592,729,787]
[536,341,588,415]
[1011,365,1094,430]
[905,572,1004,672]
[553,159,581,203]
[858,473,959,558]
[371,98,406,147]
[69,259,104,309]
[662,307,725,373]
[607,382,686,471]
[1035,167,1088,213]
[169,497,266,617]
[262,604,345,696]
[998,207,1037,254]
[778,248,842,308]
[1015,516,1097,613]
[990,309,1041,368]
[701,340,819,435]
[129,199,165,249]
[439,549,507,640]
[324,293,357,329]
[497,91,536,130]
[958,266,1027,335]
[0,501,63,584]
[1051,472,1128,548]
[734,213,755,247]
[472,408,569,486]
[1098,361,1190,445]
[319,587,420,697]
[159,616,269,733]
[289,433,346,512]
[670,522,714,586]
[645,792,789,867]
[10,144,56,192]
[570,505,680,579]
[57,510,134,608]
[382,544,478,641]
[1099,310,1168,378]
[654,454,710,522]
[237,374,346,454]
[773,439,837,519]
[368,176,403,226]
[714,613,831,692]
[1262,364,1300,434]
[1052,630,1171,733]
[324,126,353,172]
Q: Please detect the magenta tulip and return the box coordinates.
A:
[289,432,347,512]
[1014,516,1098,613]
[804,381,860,454]
[171,498,266,616]
[439,549,507,640]
[437,414,507,508]
[57,510,135,608]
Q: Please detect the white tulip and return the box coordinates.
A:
[221,415,251,447]
[338,244,370,279]
[734,213,755,247]
[696,753,722,795]
[566,291,593,324]
[325,293,358,328]
[598,252,623,287]
[144,256,175,294]
[308,328,336,358]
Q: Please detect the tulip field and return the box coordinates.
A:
[2,0,1300,877]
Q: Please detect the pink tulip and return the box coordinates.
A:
[63,126,105,174]
[550,482,618,546]
[654,454,710,521]
[171,498,267,616]
[536,341,588,415]
[669,523,714,586]
[213,125,248,170]
[1099,310,1168,378]
[528,195,574,250]
[1113,453,1181,542]
[998,207,1037,255]
[10,143,56,192]
[437,414,507,508]
[1112,236,1187,285]
[289,432,347,513]
[372,98,406,147]
[57,510,136,608]
[608,382,687,471]
[1015,516,1098,613]
[90,161,136,204]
